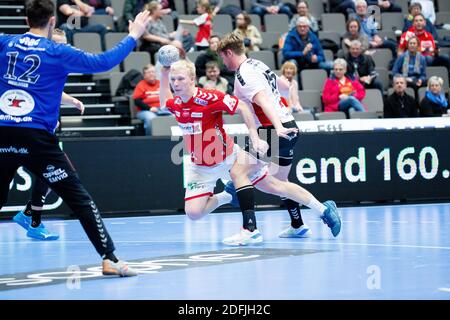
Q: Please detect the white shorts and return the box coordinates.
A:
[184,145,268,201]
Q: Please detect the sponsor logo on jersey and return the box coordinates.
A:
[194,97,207,106]
[174,98,182,104]
[43,165,68,183]
[182,109,190,117]
[0,90,35,116]
[19,37,41,47]
[178,122,202,135]
[175,111,181,117]
[223,95,237,112]
[191,112,203,118]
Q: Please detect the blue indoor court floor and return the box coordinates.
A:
[1,203,450,300]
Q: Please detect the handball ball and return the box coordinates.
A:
[157,44,180,67]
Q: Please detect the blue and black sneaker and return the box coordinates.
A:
[224,181,240,208]
[321,200,341,237]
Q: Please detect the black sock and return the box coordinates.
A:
[23,201,32,217]
[236,185,257,232]
[281,198,304,229]
[103,252,118,263]
[31,210,41,228]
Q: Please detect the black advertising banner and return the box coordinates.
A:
[2,129,450,219]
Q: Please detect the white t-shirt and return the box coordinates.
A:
[234,58,294,127]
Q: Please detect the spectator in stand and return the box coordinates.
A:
[322,58,366,114]
[279,61,303,112]
[250,0,294,22]
[353,0,398,58]
[140,1,187,64]
[234,12,262,53]
[342,18,370,55]
[328,0,356,17]
[403,2,438,40]
[398,14,450,72]
[57,0,108,47]
[179,0,213,51]
[289,1,319,35]
[122,0,146,31]
[198,61,230,93]
[419,76,449,117]
[410,0,436,24]
[384,75,419,118]
[392,35,427,94]
[132,64,161,135]
[282,17,332,77]
[72,0,114,16]
[195,34,235,84]
[366,0,402,13]
[345,40,383,92]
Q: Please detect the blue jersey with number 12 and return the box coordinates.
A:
[0,32,136,133]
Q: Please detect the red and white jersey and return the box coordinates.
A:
[399,27,436,57]
[234,58,294,127]
[193,13,212,47]
[166,88,239,166]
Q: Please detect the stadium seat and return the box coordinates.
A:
[315,111,347,120]
[293,111,315,121]
[264,14,290,33]
[298,90,322,110]
[321,13,346,35]
[213,14,233,34]
[381,12,404,32]
[123,52,151,73]
[300,69,328,91]
[105,32,128,51]
[73,33,102,53]
[362,89,384,114]
[248,50,276,70]
[349,111,380,119]
[372,49,393,69]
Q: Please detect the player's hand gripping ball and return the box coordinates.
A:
[157,44,180,67]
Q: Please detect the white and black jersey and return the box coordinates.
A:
[234,58,294,127]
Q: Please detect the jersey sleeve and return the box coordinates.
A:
[193,13,208,26]
[213,90,239,115]
[236,64,268,102]
[59,36,137,74]
[165,98,175,114]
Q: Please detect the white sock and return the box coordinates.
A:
[306,197,327,217]
[215,191,233,207]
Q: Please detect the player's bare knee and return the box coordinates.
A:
[185,207,204,220]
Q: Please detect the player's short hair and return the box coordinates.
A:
[217,33,245,55]
[281,61,298,76]
[171,60,196,78]
[143,64,155,73]
[26,0,55,28]
[427,76,444,89]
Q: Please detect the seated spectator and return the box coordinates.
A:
[198,61,229,93]
[322,58,366,114]
[179,0,213,51]
[345,40,383,92]
[73,0,114,16]
[342,18,370,55]
[251,0,294,22]
[57,0,108,47]
[392,36,427,93]
[403,2,438,40]
[289,1,319,35]
[399,14,450,71]
[384,75,419,118]
[121,0,147,31]
[132,64,162,135]
[279,61,303,112]
[282,17,332,77]
[366,0,402,13]
[234,12,262,53]
[411,0,436,24]
[328,0,356,17]
[419,76,449,117]
[195,35,235,84]
[140,1,190,64]
[353,0,398,58]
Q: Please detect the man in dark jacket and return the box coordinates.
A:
[282,16,332,73]
[345,39,383,92]
[384,75,419,118]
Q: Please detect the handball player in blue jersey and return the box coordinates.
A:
[0,0,150,276]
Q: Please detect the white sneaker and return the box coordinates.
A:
[102,259,138,277]
[278,225,312,238]
[222,228,263,246]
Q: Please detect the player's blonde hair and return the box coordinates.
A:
[217,32,245,55]
[171,60,196,79]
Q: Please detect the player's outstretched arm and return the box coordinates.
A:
[237,101,269,156]
[253,90,298,139]
[159,66,173,109]
[128,11,151,40]
[61,92,85,115]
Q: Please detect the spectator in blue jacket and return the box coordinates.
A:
[282,17,332,79]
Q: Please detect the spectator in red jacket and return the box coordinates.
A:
[322,58,366,114]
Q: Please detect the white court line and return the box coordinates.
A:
[2,239,450,251]
[109,222,127,225]
[392,221,409,223]
[438,288,450,293]
[366,221,380,223]
[138,222,155,224]
[420,221,436,224]
[50,223,67,226]
[167,222,182,224]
